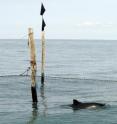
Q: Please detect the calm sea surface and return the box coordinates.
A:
[0,39,117,124]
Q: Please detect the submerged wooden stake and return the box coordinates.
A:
[41,31,46,84]
[28,28,38,103]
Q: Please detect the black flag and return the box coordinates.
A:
[42,19,46,31]
[40,3,46,15]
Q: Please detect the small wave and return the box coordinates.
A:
[0,74,117,83]
[45,75,117,83]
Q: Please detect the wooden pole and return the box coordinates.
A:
[41,31,46,84]
[40,3,46,84]
[28,28,38,103]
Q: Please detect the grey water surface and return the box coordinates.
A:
[0,39,117,124]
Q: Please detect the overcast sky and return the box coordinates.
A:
[0,0,117,39]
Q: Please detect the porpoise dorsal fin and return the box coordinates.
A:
[73,99,81,105]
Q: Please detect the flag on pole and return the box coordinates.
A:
[40,3,46,15]
[42,19,46,31]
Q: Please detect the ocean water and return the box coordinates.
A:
[0,39,117,124]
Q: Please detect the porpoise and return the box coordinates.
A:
[69,99,105,109]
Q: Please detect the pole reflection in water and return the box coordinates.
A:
[27,84,48,124]
[27,104,39,124]
[40,84,47,116]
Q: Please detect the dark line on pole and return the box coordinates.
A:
[31,86,38,103]
[41,72,44,84]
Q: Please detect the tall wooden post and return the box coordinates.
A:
[41,31,46,84]
[28,28,38,103]
[40,3,46,84]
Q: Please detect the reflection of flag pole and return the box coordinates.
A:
[28,28,38,103]
[40,3,46,84]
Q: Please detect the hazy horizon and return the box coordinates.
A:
[0,38,117,41]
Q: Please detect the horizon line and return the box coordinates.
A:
[0,38,117,41]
